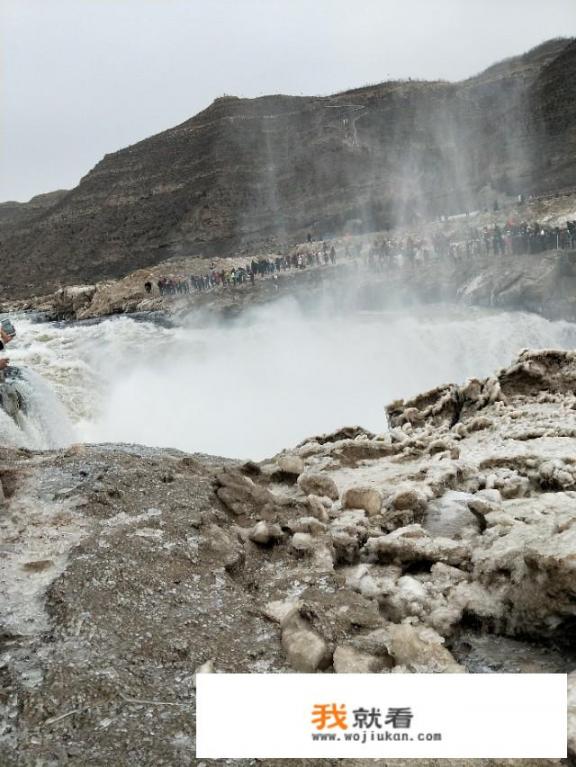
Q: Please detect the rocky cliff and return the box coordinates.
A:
[1,38,575,299]
[2,349,576,765]
[0,191,69,228]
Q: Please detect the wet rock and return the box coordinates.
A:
[277,454,305,477]
[392,486,429,514]
[53,284,97,318]
[0,383,23,421]
[289,516,327,535]
[341,485,382,516]
[262,599,303,626]
[301,426,375,446]
[22,559,54,572]
[290,532,315,553]
[330,530,360,564]
[470,493,576,634]
[306,494,329,522]
[468,488,502,515]
[363,525,471,567]
[312,542,335,571]
[425,491,479,538]
[343,562,402,600]
[388,384,461,429]
[295,441,323,458]
[333,644,386,673]
[281,614,331,672]
[538,459,576,490]
[215,468,275,515]
[249,520,283,545]
[331,508,367,536]
[297,473,339,501]
[483,468,529,499]
[386,623,464,673]
[204,523,244,569]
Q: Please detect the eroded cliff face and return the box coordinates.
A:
[2,349,576,765]
[0,38,574,299]
[0,191,69,227]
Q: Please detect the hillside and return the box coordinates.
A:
[0,190,69,227]
[0,37,575,299]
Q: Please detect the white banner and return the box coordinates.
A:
[196,673,567,759]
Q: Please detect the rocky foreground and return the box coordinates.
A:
[3,350,576,765]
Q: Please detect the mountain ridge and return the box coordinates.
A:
[1,37,575,299]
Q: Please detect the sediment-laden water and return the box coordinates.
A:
[4,301,576,457]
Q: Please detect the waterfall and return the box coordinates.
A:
[5,303,576,458]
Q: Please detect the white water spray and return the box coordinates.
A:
[6,302,576,458]
[0,368,75,449]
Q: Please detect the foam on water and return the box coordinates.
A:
[0,368,75,449]
[6,303,576,458]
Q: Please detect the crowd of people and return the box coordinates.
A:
[360,220,576,267]
[349,219,576,269]
[145,242,338,296]
[441,219,576,260]
[145,219,576,298]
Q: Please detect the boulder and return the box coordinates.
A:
[215,468,275,515]
[330,530,360,564]
[298,473,339,501]
[386,623,464,673]
[467,488,502,515]
[470,493,576,634]
[312,543,335,571]
[387,624,464,672]
[53,284,97,318]
[0,382,23,421]
[392,486,429,514]
[249,520,283,545]
[277,454,305,477]
[290,516,327,535]
[341,485,382,516]
[333,645,386,673]
[281,614,331,672]
[262,599,303,627]
[204,523,244,569]
[363,525,471,567]
[306,494,329,522]
[290,532,315,553]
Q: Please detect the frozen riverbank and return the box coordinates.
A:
[2,349,576,765]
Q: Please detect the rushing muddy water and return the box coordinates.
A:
[4,300,576,457]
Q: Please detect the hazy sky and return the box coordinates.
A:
[1,0,574,202]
